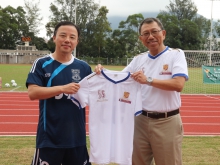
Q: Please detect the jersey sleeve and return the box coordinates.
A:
[172,49,189,81]
[26,59,45,88]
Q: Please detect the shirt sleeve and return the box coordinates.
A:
[70,74,92,109]
[172,49,189,80]
[26,60,45,88]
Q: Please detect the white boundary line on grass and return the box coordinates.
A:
[9,86,21,91]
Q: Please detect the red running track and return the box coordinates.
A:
[0,92,220,136]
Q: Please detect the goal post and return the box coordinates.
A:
[127,58,133,66]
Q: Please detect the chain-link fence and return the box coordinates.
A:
[79,57,128,66]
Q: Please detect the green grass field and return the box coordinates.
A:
[0,64,220,164]
[0,64,124,92]
[0,64,220,94]
[0,136,219,165]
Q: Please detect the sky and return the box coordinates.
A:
[1,0,220,38]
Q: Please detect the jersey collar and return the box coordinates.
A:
[148,46,169,59]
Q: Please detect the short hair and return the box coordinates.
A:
[139,18,164,34]
[53,21,80,38]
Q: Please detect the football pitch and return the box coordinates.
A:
[1,64,220,94]
[0,64,220,164]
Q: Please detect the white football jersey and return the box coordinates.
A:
[71,69,142,165]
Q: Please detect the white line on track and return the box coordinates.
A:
[184,133,220,136]
[181,106,220,108]
[0,122,37,124]
[183,123,220,125]
[0,104,38,106]
[0,109,38,111]
[0,122,89,124]
[181,116,220,118]
[0,115,38,117]
[0,132,36,135]
[181,110,220,112]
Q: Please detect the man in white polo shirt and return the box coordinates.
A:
[95,17,188,165]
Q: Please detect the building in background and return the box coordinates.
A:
[0,37,50,64]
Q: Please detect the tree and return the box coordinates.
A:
[23,0,50,51]
[117,14,146,56]
[47,38,55,52]
[213,20,220,50]
[93,6,112,57]
[105,29,126,59]
[180,19,201,50]
[46,0,99,37]
[166,0,198,20]
[215,20,220,37]
[157,0,207,50]
[157,13,182,48]
[46,0,100,57]
[31,36,49,50]
[193,16,211,50]
[24,0,43,36]
[0,6,29,49]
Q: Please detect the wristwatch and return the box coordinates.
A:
[146,77,153,86]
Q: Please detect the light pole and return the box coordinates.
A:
[74,0,77,57]
[209,0,213,65]
[208,0,220,65]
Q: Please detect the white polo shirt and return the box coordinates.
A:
[123,47,189,112]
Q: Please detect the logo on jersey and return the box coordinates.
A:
[39,158,49,165]
[159,64,172,75]
[72,69,81,82]
[119,91,131,104]
[45,73,51,77]
[97,90,108,102]
[83,160,88,165]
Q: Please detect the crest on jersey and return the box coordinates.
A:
[123,92,130,98]
[97,90,108,102]
[159,64,172,75]
[45,73,51,77]
[119,91,131,104]
[72,69,81,82]
[163,64,168,71]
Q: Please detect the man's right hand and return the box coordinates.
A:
[62,83,80,94]
[94,64,104,74]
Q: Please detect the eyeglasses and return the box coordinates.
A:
[140,29,162,38]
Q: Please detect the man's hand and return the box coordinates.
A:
[131,70,147,84]
[62,83,80,94]
[94,64,104,75]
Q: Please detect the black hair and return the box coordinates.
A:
[53,21,80,38]
[139,18,164,34]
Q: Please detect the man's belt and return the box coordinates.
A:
[142,109,179,119]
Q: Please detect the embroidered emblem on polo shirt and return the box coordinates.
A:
[159,64,172,75]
